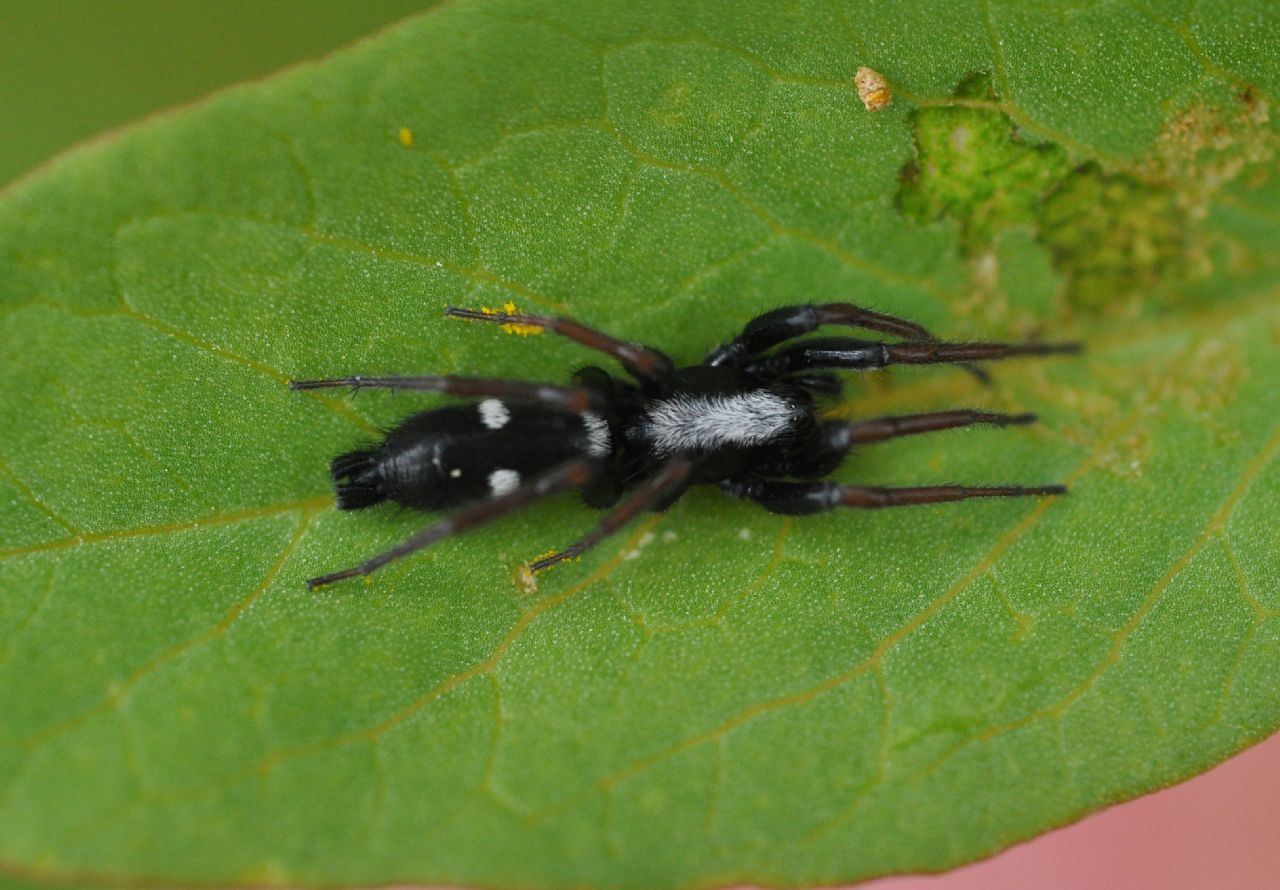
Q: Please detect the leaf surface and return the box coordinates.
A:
[2,2,1279,888]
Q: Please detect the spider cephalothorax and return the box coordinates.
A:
[291,302,1077,589]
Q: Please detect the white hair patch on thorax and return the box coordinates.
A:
[478,399,510,430]
[488,468,521,497]
[640,391,798,455]
[581,412,611,457]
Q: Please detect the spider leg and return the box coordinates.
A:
[785,373,845,396]
[782,410,1037,478]
[746,337,1079,379]
[703,302,990,381]
[836,409,1037,446]
[529,456,695,573]
[306,458,597,589]
[720,477,1064,516]
[446,306,675,389]
[290,375,606,413]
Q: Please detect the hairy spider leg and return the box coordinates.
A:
[747,337,1080,379]
[703,302,990,381]
[306,459,596,589]
[720,477,1065,515]
[445,306,675,388]
[529,457,695,573]
[289,375,607,414]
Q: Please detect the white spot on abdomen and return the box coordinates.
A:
[640,391,799,456]
[488,468,521,496]
[479,399,510,429]
[581,412,612,457]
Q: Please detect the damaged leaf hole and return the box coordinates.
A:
[895,74,1274,315]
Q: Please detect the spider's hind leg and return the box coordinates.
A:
[306,459,596,589]
[721,477,1064,516]
[290,374,605,414]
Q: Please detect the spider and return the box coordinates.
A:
[290,302,1078,589]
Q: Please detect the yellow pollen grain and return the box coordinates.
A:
[527,549,581,576]
[481,301,545,337]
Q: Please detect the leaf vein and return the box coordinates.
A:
[597,116,954,304]
[0,457,81,537]
[914,416,1280,779]
[243,516,667,785]
[0,496,329,562]
[0,564,55,669]
[17,510,317,757]
[298,226,569,313]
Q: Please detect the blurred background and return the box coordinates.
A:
[0,0,434,187]
[1,2,1276,887]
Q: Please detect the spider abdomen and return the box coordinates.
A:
[332,400,610,512]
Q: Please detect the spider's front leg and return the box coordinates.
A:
[446,306,675,390]
[746,337,1079,380]
[704,302,990,381]
[704,303,940,366]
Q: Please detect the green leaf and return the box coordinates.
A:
[2,2,1279,887]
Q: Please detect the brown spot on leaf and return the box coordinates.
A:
[855,67,892,112]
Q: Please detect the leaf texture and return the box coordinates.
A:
[1,2,1279,888]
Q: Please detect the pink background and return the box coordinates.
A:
[867,730,1280,889]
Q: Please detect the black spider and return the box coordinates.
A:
[290,302,1078,589]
